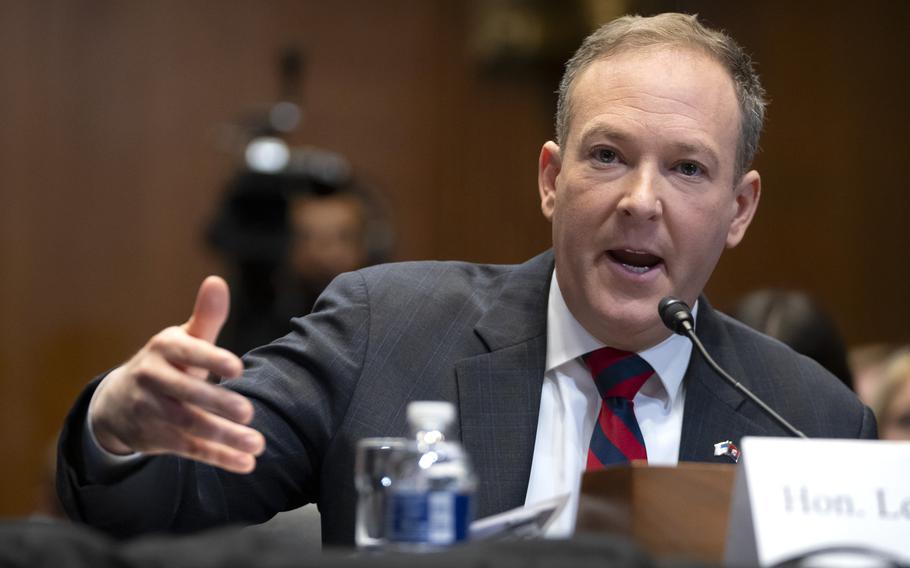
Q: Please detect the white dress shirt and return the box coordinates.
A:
[523,273,696,537]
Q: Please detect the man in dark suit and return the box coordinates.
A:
[57,13,875,545]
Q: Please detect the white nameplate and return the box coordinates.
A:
[725,437,910,567]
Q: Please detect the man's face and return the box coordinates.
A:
[289,194,368,288]
[539,47,761,351]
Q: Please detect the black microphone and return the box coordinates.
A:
[658,297,807,439]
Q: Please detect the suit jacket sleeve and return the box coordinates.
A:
[56,270,372,539]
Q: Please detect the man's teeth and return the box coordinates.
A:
[622,263,651,274]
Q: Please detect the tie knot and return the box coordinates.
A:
[583,347,654,400]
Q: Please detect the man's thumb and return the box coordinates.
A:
[184,276,231,343]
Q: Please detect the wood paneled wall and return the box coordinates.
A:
[0,1,907,516]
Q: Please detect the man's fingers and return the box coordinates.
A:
[153,329,243,379]
[136,364,254,425]
[157,424,259,474]
[127,396,265,473]
[155,396,265,457]
[91,277,251,470]
[183,276,231,344]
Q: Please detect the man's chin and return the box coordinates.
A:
[583,302,669,350]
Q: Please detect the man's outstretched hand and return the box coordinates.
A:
[89,276,265,473]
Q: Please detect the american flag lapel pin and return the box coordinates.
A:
[713,440,741,463]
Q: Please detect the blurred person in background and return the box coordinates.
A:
[284,190,369,317]
[849,343,901,407]
[872,350,910,440]
[730,289,853,390]
[209,163,391,355]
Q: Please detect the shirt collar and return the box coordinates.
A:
[545,272,696,406]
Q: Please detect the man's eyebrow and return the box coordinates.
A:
[578,124,633,144]
[669,140,721,167]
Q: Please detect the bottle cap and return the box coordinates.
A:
[407,401,456,430]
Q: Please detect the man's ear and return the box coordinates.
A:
[538,141,562,222]
[726,169,761,248]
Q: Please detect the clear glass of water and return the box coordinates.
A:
[354,437,407,549]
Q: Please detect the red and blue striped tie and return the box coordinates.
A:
[582,347,653,470]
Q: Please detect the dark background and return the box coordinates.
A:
[1,0,907,516]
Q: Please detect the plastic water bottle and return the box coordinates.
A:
[385,401,476,550]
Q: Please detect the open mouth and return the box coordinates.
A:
[607,249,663,274]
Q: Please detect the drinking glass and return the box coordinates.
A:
[354,437,407,549]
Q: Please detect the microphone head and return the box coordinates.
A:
[658,297,694,335]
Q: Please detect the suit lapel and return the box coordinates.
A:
[453,261,782,506]
[455,251,553,518]
[679,299,777,462]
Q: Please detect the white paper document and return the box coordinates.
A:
[469,493,570,541]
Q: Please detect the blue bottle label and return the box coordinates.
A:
[387,491,472,544]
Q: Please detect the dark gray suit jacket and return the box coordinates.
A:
[57,251,876,545]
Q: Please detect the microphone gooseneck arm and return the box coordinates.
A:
[658,297,808,439]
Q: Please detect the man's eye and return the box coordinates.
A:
[677,162,702,177]
[594,148,619,163]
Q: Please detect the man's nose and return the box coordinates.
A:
[617,168,662,221]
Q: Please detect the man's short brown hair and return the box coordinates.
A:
[556,13,767,180]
